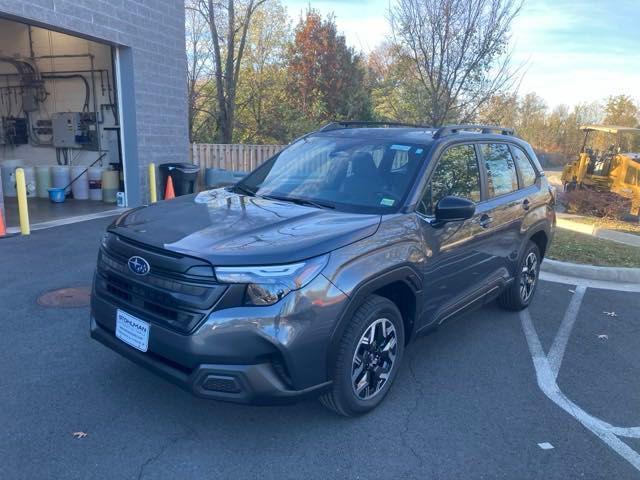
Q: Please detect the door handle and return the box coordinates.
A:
[479,214,493,228]
[523,199,531,211]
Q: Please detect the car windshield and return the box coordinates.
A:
[236,135,430,213]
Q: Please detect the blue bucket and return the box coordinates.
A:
[48,187,66,203]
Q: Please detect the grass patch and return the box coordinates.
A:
[548,228,640,267]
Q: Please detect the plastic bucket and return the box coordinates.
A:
[70,166,89,200]
[51,166,71,193]
[22,166,37,197]
[1,159,24,197]
[102,170,119,203]
[88,167,103,201]
[48,188,66,203]
[36,166,52,198]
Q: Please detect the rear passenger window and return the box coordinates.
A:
[481,144,518,197]
[418,144,481,216]
[512,147,537,187]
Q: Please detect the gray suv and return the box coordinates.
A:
[91,122,555,416]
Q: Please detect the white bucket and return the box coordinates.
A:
[88,167,103,201]
[51,165,71,193]
[22,166,37,197]
[102,170,119,203]
[36,166,52,198]
[1,159,24,197]
[71,166,89,200]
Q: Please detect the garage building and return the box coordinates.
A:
[0,1,188,229]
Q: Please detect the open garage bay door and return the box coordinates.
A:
[0,17,124,230]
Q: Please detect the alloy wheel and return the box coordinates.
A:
[520,251,538,302]
[351,318,398,400]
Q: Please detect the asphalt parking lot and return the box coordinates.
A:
[1,218,640,479]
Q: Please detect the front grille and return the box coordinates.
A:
[95,234,227,334]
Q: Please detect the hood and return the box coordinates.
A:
[110,189,381,266]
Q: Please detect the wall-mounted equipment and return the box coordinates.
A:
[52,112,98,150]
[0,117,29,145]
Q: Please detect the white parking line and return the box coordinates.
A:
[547,285,587,379]
[520,292,640,471]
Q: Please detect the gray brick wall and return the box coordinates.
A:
[0,0,188,204]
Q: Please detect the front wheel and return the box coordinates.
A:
[320,295,404,416]
[498,241,541,311]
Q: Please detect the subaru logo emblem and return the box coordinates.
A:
[128,256,150,276]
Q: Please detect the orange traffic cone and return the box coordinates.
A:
[0,209,5,237]
[164,175,176,200]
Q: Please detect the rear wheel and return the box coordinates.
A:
[498,241,540,311]
[320,295,404,416]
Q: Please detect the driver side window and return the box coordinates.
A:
[418,144,481,216]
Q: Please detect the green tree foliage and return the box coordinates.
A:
[285,9,372,136]
[234,1,292,143]
[604,95,639,127]
[367,43,429,123]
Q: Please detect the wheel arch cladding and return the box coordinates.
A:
[529,230,549,258]
[371,281,416,345]
[326,267,420,379]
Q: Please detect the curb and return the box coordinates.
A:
[556,214,640,248]
[541,258,640,283]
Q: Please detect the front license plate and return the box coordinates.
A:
[116,309,150,352]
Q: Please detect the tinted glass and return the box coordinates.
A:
[625,165,638,186]
[512,147,537,187]
[482,144,518,197]
[238,136,428,213]
[418,144,481,216]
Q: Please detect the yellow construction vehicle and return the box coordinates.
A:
[561,124,640,212]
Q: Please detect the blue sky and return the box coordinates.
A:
[286,0,640,108]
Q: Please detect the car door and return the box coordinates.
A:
[415,143,497,325]
[476,143,531,278]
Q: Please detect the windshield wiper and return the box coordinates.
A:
[233,184,256,197]
[263,194,335,210]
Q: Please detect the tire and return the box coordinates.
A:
[320,295,405,416]
[498,241,541,311]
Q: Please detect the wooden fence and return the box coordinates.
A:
[190,144,286,172]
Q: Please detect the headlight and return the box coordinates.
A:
[214,255,329,306]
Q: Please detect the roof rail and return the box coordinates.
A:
[433,124,515,139]
[319,121,433,132]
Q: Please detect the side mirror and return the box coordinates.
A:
[434,196,476,223]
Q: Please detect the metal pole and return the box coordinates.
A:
[148,163,157,203]
[15,168,30,235]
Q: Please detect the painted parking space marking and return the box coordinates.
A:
[520,282,640,472]
[546,285,586,379]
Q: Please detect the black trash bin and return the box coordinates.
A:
[158,162,200,198]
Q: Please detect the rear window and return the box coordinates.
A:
[481,144,518,197]
[512,146,537,187]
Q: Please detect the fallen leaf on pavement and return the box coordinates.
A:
[72,432,87,439]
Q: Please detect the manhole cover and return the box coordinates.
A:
[37,287,91,308]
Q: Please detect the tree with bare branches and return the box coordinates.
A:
[191,0,268,144]
[186,1,216,142]
[390,0,523,126]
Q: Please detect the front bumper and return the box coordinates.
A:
[90,273,348,405]
[90,317,331,404]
